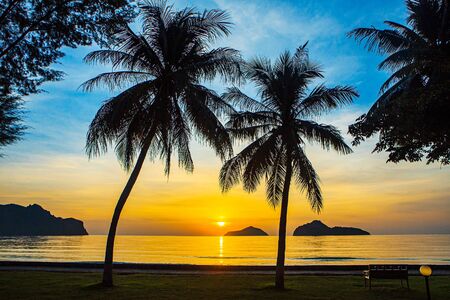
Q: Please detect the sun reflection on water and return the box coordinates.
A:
[219,236,224,264]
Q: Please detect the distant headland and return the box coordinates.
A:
[225,226,268,236]
[0,204,88,236]
[293,220,370,236]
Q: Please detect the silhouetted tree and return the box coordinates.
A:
[348,0,450,164]
[0,0,134,152]
[82,1,241,287]
[0,94,25,155]
[219,44,357,289]
[0,0,135,96]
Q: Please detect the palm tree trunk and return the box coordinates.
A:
[275,158,293,290]
[102,129,155,287]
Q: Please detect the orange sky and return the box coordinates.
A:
[1,109,449,235]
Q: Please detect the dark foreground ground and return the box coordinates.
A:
[0,272,449,299]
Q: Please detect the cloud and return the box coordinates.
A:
[214,0,343,56]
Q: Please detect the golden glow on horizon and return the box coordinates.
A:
[0,127,449,236]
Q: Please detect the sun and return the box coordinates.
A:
[216,221,225,227]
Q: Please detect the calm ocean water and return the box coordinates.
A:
[0,235,449,265]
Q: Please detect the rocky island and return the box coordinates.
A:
[0,204,88,236]
[293,220,369,236]
[225,226,268,236]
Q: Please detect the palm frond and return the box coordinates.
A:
[226,111,279,130]
[186,47,243,84]
[380,64,418,92]
[219,133,271,192]
[192,9,232,42]
[189,84,236,118]
[172,99,194,173]
[115,23,164,70]
[293,42,309,66]
[384,20,427,45]
[83,50,153,72]
[297,120,353,154]
[80,71,153,92]
[292,146,323,213]
[222,87,271,112]
[378,47,433,71]
[245,57,274,89]
[266,149,286,208]
[184,87,233,161]
[348,27,410,54]
[296,85,358,117]
[228,125,274,141]
[85,80,157,158]
[242,132,281,192]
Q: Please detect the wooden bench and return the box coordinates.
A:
[363,265,409,289]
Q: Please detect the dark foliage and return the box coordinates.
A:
[0,0,135,96]
[348,0,450,164]
[0,92,26,155]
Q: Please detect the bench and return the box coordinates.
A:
[363,265,409,289]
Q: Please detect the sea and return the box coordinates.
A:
[0,235,449,265]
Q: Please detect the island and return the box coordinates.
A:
[224,226,268,236]
[0,203,88,236]
[293,220,370,236]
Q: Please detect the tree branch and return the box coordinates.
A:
[0,5,56,59]
[0,0,21,25]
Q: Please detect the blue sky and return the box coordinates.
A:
[5,0,408,158]
[1,0,449,235]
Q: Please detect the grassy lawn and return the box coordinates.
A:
[0,271,449,299]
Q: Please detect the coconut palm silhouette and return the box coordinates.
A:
[82,1,242,286]
[220,44,358,289]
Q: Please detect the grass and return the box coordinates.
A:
[0,271,449,299]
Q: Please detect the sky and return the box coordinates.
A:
[1,0,449,236]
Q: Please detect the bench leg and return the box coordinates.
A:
[369,278,371,290]
[407,278,409,289]
[401,279,403,287]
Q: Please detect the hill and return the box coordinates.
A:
[225,226,268,236]
[0,204,88,236]
[293,220,369,236]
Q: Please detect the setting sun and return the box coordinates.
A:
[216,221,225,227]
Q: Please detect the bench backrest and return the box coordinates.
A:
[368,265,408,278]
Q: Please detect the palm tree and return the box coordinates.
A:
[81,1,241,286]
[219,44,358,289]
[348,0,450,164]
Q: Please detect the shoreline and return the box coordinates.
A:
[1,261,450,275]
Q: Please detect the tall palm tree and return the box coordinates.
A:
[82,1,241,286]
[348,0,450,164]
[219,44,358,289]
